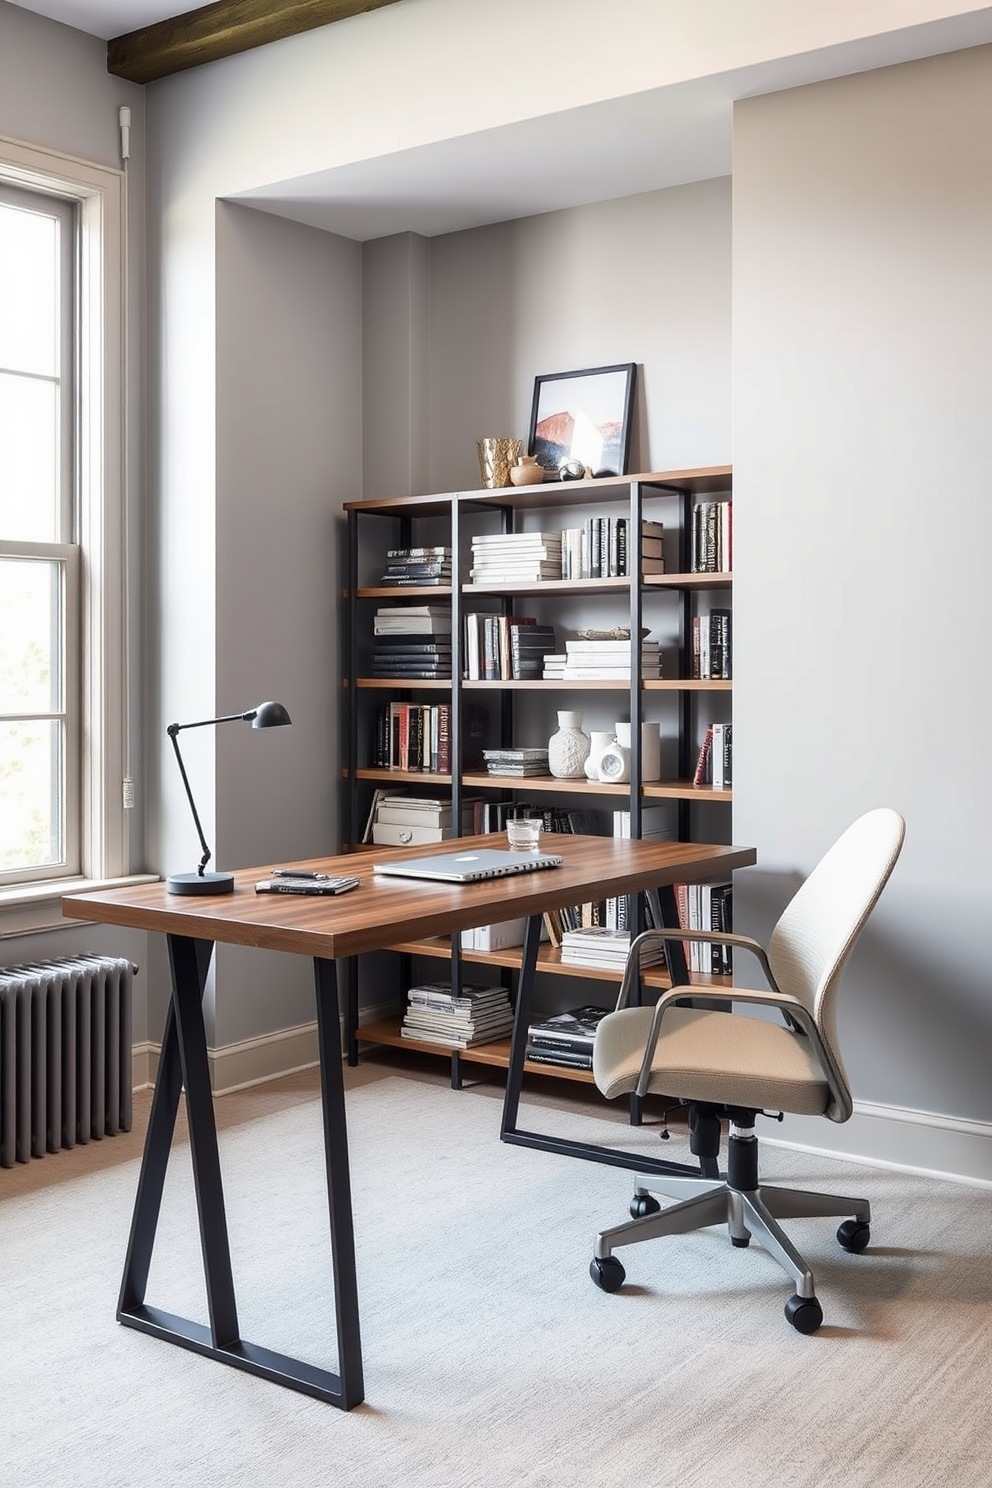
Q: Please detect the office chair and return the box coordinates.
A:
[589,807,905,1333]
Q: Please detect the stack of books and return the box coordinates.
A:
[379,546,452,586]
[481,747,549,777]
[542,653,567,681]
[469,532,563,586]
[401,981,515,1048]
[562,638,662,680]
[370,793,478,846]
[525,1005,609,1072]
[371,701,451,772]
[559,926,666,970]
[371,605,452,679]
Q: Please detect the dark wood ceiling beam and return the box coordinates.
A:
[108,0,404,84]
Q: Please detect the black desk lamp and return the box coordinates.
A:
[166,700,292,895]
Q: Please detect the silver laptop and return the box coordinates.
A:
[373,847,563,883]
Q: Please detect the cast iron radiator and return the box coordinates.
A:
[0,955,135,1168]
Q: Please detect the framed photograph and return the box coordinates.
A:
[527,363,636,479]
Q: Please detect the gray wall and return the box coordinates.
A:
[426,180,732,494]
[0,2,150,1040]
[733,46,992,1139]
[212,202,362,1045]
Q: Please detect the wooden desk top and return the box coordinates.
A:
[62,834,756,961]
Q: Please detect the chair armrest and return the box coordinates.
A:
[616,928,779,1011]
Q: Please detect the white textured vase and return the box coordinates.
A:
[584,731,615,781]
[548,711,590,779]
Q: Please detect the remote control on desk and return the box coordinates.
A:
[255,876,359,896]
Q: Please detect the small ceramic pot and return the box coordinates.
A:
[509,455,547,487]
[584,731,616,781]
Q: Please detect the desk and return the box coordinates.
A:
[63,833,755,1410]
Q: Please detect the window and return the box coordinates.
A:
[0,184,79,883]
[0,137,130,934]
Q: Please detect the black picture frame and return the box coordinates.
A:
[527,363,636,479]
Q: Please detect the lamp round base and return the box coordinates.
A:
[166,871,235,896]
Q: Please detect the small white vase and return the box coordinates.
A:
[548,710,590,779]
[615,721,662,782]
[597,740,631,784]
[584,731,615,781]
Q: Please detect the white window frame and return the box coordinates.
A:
[0,135,140,936]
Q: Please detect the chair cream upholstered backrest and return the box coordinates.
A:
[767,808,905,1106]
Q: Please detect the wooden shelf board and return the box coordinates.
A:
[344,467,732,517]
[386,935,733,988]
[356,585,453,600]
[356,1018,595,1083]
[348,678,730,692]
[644,573,732,590]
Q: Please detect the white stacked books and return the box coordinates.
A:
[469,532,563,585]
[542,654,567,680]
[371,794,477,846]
[401,981,515,1047]
[562,639,662,680]
[373,605,452,636]
[559,927,666,969]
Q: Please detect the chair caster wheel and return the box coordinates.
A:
[590,1256,626,1293]
[837,1219,870,1253]
[784,1294,823,1334]
[630,1193,661,1219]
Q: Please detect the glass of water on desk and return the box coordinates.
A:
[506,817,543,852]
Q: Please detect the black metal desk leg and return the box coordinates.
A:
[313,957,364,1410]
[500,913,542,1139]
[117,935,365,1409]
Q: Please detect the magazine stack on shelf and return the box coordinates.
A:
[401,981,515,1048]
[468,532,562,585]
[562,636,662,680]
[559,926,666,970]
[481,747,550,777]
[525,1005,610,1072]
[378,546,452,586]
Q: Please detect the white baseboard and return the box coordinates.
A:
[131,1000,400,1099]
[132,1022,992,1188]
[764,1100,992,1190]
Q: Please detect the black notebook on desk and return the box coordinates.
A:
[372,848,563,883]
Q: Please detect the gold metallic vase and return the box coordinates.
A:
[476,437,522,489]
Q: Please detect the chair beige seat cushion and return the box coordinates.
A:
[592,1005,831,1115]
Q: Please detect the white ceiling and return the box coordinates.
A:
[11,1,992,241]
[8,1,188,36]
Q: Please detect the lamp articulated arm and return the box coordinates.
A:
[165,701,292,896]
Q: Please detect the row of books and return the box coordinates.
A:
[690,501,732,574]
[378,546,452,587]
[691,609,732,680]
[559,518,664,580]
[465,520,665,586]
[692,722,733,789]
[464,614,556,681]
[373,604,451,635]
[401,981,514,1049]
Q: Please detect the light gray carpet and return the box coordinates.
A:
[2,1066,991,1488]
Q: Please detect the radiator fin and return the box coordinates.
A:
[0,955,134,1168]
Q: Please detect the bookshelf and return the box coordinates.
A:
[342,466,733,1079]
